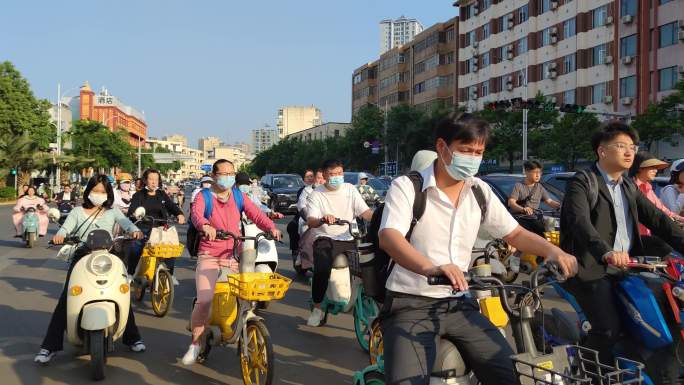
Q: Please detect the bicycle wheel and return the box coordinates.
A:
[239,320,274,385]
[353,292,379,352]
[151,269,174,317]
[362,370,385,385]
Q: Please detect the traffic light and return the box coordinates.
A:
[9,169,16,175]
[559,104,586,113]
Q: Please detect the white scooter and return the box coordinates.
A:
[47,209,139,381]
[241,217,278,274]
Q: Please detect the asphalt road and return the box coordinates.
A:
[0,201,572,385]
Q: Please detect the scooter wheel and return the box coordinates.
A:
[89,329,106,381]
[27,233,36,248]
[361,370,385,384]
[239,320,274,385]
[151,270,174,317]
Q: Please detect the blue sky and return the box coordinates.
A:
[1,1,456,147]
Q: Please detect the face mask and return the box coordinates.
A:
[120,183,130,192]
[327,175,344,190]
[201,183,212,189]
[238,185,250,193]
[89,193,108,207]
[145,186,157,192]
[440,147,482,181]
[217,175,235,190]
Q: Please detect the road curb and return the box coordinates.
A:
[0,200,17,206]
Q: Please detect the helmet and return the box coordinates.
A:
[672,159,684,173]
[107,175,115,184]
[200,175,213,183]
[358,172,370,180]
[116,172,133,183]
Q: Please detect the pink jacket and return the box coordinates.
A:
[634,177,684,236]
[191,190,275,259]
[13,196,48,213]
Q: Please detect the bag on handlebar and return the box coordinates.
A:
[187,187,244,257]
[365,171,488,303]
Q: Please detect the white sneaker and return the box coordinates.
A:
[129,340,146,352]
[307,307,325,327]
[34,349,55,364]
[295,254,302,267]
[172,275,179,286]
[181,343,200,365]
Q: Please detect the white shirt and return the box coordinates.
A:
[661,184,684,215]
[306,183,370,241]
[113,189,132,210]
[380,165,519,298]
[297,185,315,214]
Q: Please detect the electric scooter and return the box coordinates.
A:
[22,206,40,248]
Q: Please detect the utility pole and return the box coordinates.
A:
[137,136,142,177]
[56,84,62,190]
[383,99,389,176]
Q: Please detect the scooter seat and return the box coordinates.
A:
[431,338,469,378]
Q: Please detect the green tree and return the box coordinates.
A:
[631,79,684,152]
[476,94,558,173]
[541,112,600,171]
[140,145,182,176]
[0,61,56,186]
[67,120,136,172]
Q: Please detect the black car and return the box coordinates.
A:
[480,174,561,213]
[260,174,304,213]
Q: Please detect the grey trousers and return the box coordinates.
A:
[380,292,516,385]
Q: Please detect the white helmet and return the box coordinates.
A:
[358,172,370,180]
[672,159,684,172]
[411,150,438,172]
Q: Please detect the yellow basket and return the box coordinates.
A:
[544,231,560,247]
[142,244,185,259]
[227,272,292,301]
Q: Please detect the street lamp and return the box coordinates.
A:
[55,83,79,193]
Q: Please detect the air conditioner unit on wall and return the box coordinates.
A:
[473,41,479,48]
[603,95,613,104]
[549,71,558,79]
[605,16,614,25]
[621,97,633,105]
[622,55,633,64]
[605,55,613,64]
[507,17,515,29]
[678,65,684,74]
[551,1,559,10]
[622,15,633,24]
[679,30,684,41]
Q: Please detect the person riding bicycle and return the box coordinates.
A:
[378,113,577,385]
[181,159,281,365]
[356,172,380,206]
[559,121,684,385]
[508,160,561,236]
[34,174,146,364]
[127,168,186,285]
[305,159,373,326]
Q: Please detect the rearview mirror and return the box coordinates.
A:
[133,207,146,220]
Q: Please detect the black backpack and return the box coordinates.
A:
[365,171,488,303]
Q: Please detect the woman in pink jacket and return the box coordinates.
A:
[181,159,281,365]
[13,186,49,237]
[630,152,684,256]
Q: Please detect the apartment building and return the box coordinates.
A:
[286,122,352,141]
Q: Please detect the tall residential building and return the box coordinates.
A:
[198,136,224,154]
[146,136,204,182]
[286,122,352,142]
[380,16,425,55]
[209,146,248,170]
[455,0,684,117]
[276,106,322,138]
[71,82,147,146]
[252,125,279,154]
[353,17,459,114]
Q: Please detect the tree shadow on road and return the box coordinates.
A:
[0,276,63,299]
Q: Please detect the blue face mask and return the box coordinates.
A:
[238,185,250,193]
[327,175,344,190]
[217,175,235,189]
[440,148,482,181]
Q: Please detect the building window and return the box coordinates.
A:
[353,74,362,84]
[539,0,552,14]
[440,52,455,65]
[564,18,576,38]
[591,82,607,104]
[519,4,529,23]
[482,82,489,97]
[659,66,679,91]
[542,27,553,46]
[659,22,678,48]
[660,0,674,4]
[466,30,476,46]
[483,23,490,39]
[414,81,426,94]
[564,53,576,73]
[592,44,607,66]
[482,52,490,67]
[542,61,554,80]
[621,0,637,17]
[620,75,636,98]
[621,34,637,58]
[564,89,576,104]
[446,28,455,42]
[518,36,528,54]
[593,5,608,27]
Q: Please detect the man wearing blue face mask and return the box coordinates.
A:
[378,113,578,385]
[305,159,373,326]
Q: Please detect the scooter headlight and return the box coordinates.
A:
[90,254,113,275]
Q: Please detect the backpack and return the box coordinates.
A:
[365,171,488,303]
[187,188,244,257]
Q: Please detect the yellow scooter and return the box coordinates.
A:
[191,230,291,385]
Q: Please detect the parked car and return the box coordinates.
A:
[260,174,304,213]
[344,172,376,186]
[480,174,561,213]
[367,177,390,198]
